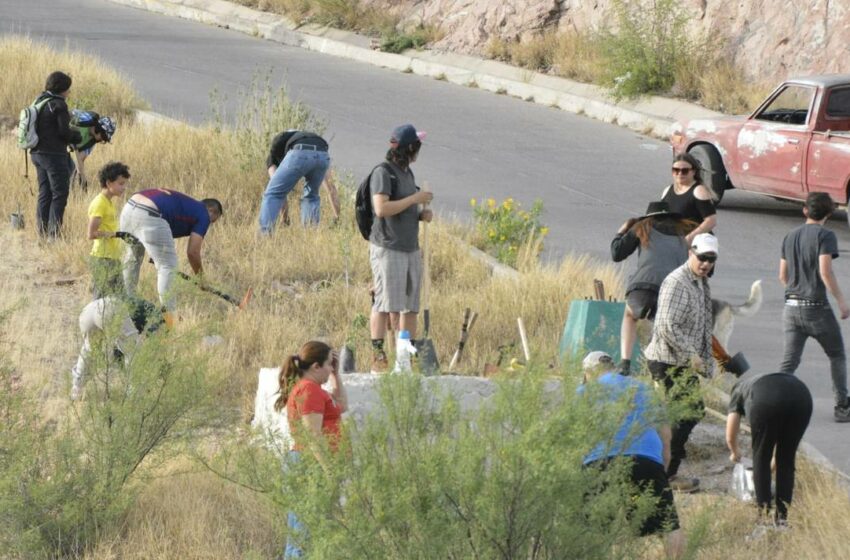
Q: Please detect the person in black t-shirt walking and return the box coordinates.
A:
[258,130,339,231]
[779,192,850,422]
[661,153,716,245]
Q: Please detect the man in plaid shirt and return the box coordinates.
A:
[645,233,717,493]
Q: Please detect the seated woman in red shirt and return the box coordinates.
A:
[273,340,348,558]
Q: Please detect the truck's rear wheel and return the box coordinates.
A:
[689,144,730,204]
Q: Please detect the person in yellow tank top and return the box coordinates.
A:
[87,162,130,298]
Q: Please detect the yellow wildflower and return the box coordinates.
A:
[488,229,496,238]
[502,198,513,210]
[540,227,549,236]
[470,198,477,207]
[487,198,496,208]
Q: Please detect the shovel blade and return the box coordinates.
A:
[726,352,750,376]
[416,338,440,376]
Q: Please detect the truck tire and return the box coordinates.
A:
[689,144,730,204]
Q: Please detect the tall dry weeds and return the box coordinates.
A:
[0,36,145,120]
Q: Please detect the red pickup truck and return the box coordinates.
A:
[670,75,850,213]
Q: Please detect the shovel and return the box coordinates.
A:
[417,212,439,375]
[711,336,750,376]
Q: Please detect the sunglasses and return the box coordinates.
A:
[672,167,694,175]
[696,254,717,264]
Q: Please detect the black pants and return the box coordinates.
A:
[32,152,73,238]
[749,374,812,520]
[648,361,705,478]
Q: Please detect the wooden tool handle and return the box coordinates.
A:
[711,336,731,365]
[517,317,530,362]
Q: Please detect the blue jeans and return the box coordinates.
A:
[259,150,330,232]
[32,152,74,238]
[779,304,848,405]
[284,450,305,558]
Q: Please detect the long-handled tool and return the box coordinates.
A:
[118,233,252,310]
[449,308,478,370]
[517,317,531,363]
[417,215,439,375]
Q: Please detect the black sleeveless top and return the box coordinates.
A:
[662,183,716,223]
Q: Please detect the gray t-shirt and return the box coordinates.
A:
[781,223,839,302]
[369,162,420,252]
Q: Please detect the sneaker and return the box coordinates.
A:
[834,400,850,422]
[668,476,700,493]
[618,359,631,376]
[371,352,389,374]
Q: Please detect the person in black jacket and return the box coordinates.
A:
[31,71,82,239]
[258,130,339,232]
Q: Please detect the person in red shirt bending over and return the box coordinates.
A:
[274,340,348,558]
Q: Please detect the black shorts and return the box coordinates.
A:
[587,455,680,536]
[627,289,659,320]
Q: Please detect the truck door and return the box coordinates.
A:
[735,84,814,197]
[807,86,850,201]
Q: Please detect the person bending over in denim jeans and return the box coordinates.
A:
[120,188,222,326]
[778,192,850,422]
[258,130,340,231]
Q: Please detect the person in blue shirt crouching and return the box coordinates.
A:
[580,351,687,559]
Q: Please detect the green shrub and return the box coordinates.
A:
[599,0,693,98]
[380,25,437,54]
[470,196,547,268]
[0,308,213,557]
[214,370,700,559]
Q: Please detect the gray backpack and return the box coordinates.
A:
[16,96,53,150]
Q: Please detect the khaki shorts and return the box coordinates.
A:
[369,243,421,313]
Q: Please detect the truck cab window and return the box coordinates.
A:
[826,87,850,118]
[754,85,814,125]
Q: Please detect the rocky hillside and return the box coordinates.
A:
[384,0,849,83]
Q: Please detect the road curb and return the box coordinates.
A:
[108,0,722,140]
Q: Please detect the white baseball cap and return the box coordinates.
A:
[691,233,719,255]
[582,351,614,371]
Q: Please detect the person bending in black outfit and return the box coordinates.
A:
[726,371,812,526]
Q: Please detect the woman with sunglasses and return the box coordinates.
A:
[611,201,695,376]
[661,153,717,245]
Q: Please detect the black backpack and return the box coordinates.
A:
[356,162,412,240]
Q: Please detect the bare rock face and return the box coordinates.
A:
[378,0,850,84]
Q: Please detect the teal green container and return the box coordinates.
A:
[559,300,639,363]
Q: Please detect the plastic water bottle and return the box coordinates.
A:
[393,330,417,373]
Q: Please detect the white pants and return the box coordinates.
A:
[71,297,140,390]
[120,204,179,311]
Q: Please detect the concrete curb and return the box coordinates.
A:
[107,0,722,140]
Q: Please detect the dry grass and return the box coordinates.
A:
[3,35,850,560]
[0,36,146,120]
[486,30,772,115]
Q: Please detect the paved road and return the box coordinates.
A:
[5,0,850,473]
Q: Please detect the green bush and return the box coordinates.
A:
[470,196,547,268]
[380,26,434,54]
[599,0,693,98]
[215,370,699,559]
[0,307,213,557]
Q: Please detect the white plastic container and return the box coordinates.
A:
[393,329,417,373]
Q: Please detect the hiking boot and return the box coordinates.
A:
[618,359,632,376]
[371,352,389,374]
[668,476,700,493]
[834,400,850,423]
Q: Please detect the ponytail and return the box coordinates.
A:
[274,355,302,412]
[273,341,332,412]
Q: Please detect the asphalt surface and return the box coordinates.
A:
[5,0,850,474]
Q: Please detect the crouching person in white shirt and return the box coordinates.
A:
[70,296,163,400]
